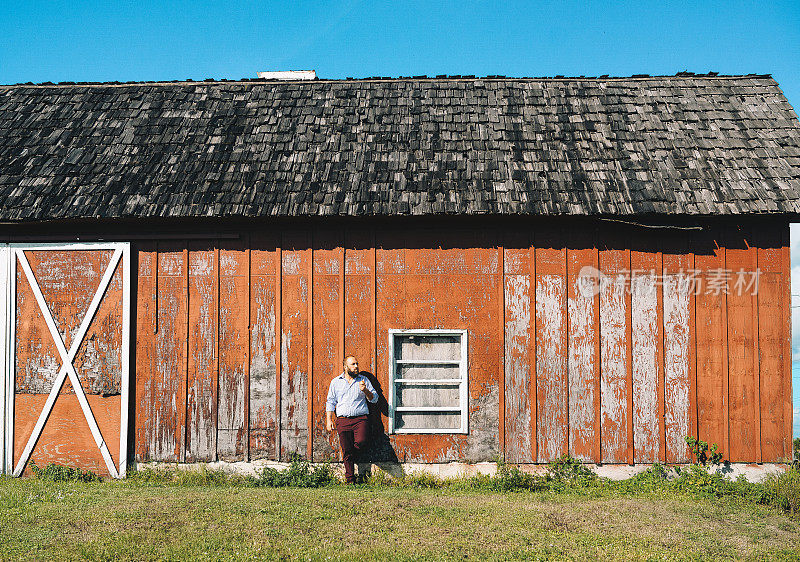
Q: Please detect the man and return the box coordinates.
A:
[326,355,378,483]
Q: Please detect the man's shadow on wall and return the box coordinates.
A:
[357,371,399,463]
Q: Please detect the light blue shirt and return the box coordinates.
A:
[326,373,378,417]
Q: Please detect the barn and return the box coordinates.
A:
[0,73,797,478]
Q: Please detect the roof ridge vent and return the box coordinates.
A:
[256,70,317,81]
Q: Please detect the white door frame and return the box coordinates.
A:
[1,242,130,477]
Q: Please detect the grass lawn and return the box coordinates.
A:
[1,478,799,561]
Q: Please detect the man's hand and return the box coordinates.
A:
[326,411,335,432]
[358,379,374,402]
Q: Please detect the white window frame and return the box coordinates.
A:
[1,242,131,477]
[388,329,468,434]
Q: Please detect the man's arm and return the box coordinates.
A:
[326,381,337,432]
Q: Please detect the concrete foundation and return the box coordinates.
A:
[133,460,790,483]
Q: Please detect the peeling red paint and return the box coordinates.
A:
[7,220,770,468]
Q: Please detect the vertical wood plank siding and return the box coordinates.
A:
[248,234,278,459]
[153,244,186,461]
[695,230,728,457]
[631,236,663,463]
[132,221,791,464]
[217,241,249,460]
[662,234,692,464]
[134,244,156,461]
[566,232,599,462]
[535,228,568,463]
[726,225,759,461]
[756,224,791,461]
[279,232,310,460]
[599,236,630,463]
[311,228,343,460]
[504,234,533,463]
[185,243,217,461]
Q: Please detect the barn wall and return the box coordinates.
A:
[131,219,792,464]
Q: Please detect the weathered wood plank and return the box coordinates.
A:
[375,234,408,461]
[599,236,630,464]
[725,226,759,461]
[249,234,278,460]
[503,237,534,462]
[504,273,532,463]
[280,234,310,460]
[631,248,661,464]
[756,223,788,461]
[694,231,727,457]
[663,272,691,463]
[344,276,374,368]
[567,241,598,462]
[217,242,249,460]
[345,229,376,373]
[536,273,567,462]
[308,239,314,461]
[344,270,377,414]
[535,228,567,464]
[134,244,156,461]
[185,244,217,462]
[312,230,342,461]
[499,241,505,459]
[153,244,187,461]
[662,238,692,464]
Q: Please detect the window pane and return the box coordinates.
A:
[396,364,461,380]
[395,334,460,361]
[396,411,461,431]
[397,384,460,408]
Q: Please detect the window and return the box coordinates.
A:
[388,329,468,434]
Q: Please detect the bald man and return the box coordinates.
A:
[325,355,378,483]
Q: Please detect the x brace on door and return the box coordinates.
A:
[4,243,130,478]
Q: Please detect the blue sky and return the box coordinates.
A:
[1,1,799,436]
[1,1,798,100]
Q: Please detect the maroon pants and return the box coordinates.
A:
[336,415,369,483]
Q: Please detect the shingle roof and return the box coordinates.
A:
[1,74,799,221]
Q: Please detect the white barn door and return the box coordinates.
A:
[1,243,130,477]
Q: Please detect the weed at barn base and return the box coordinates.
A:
[29,461,101,483]
[21,446,800,519]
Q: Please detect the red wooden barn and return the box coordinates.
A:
[0,73,797,477]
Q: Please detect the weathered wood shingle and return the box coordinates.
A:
[0,75,799,221]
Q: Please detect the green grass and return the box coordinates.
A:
[1,474,799,561]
